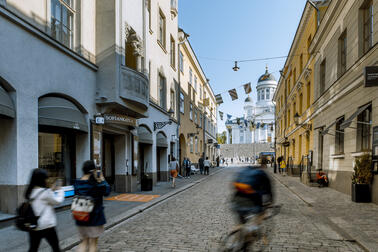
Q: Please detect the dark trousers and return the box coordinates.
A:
[186,168,191,177]
[200,166,204,174]
[204,166,209,175]
[29,227,61,252]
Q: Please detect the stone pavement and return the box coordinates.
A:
[68,166,364,252]
[0,167,222,252]
[271,169,378,251]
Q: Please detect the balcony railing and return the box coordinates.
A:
[119,66,149,109]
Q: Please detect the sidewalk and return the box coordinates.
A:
[0,167,224,252]
[270,169,378,251]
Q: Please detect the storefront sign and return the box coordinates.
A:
[95,116,105,125]
[364,66,378,87]
[104,114,137,126]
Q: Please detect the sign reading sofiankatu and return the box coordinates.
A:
[364,66,378,87]
[104,114,137,126]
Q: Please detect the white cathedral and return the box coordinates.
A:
[225,67,277,144]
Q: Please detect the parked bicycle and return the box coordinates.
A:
[219,204,282,252]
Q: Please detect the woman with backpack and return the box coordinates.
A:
[74,160,110,252]
[24,168,65,252]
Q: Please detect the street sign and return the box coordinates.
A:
[95,116,105,125]
[364,66,378,87]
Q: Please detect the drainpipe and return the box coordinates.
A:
[142,0,146,72]
[308,0,320,28]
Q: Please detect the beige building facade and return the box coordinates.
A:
[310,0,378,203]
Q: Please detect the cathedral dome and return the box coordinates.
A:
[258,67,276,83]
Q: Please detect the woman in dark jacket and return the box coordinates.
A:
[74,160,110,252]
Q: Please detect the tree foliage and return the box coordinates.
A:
[352,153,373,184]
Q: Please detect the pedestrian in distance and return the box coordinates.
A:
[182,157,187,178]
[169,156,179,188]
[24,168,65,252]
[199,154,204,175]
[186,158,192,178]
[216,156,220,167]
[280,158,287,176]
[204,157,211,175]
[74,160,111,252]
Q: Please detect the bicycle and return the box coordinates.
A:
[219,204,282,252]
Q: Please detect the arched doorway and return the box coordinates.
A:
[179,134,186,176]
[137,125,153,184]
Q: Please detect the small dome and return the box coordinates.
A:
[258,67,276,83]
[245,96,252,102]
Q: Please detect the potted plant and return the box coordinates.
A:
[351,153,373,202]
[141,162,153,191]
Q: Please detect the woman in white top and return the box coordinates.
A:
[25,168,65,252]
[169,157,179,188]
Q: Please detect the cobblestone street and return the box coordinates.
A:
[83,167,364,252]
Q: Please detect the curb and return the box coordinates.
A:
[271,172,370,252]
[59,167,225,251]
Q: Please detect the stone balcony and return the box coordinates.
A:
[119,66,149,109]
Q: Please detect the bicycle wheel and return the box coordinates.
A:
[219,229,245,252]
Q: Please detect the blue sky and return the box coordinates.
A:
[178,0,307,133]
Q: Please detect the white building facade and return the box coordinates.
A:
[226,68,277,144]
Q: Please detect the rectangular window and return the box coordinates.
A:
[194,76,197,92]
[189,67,193,84]
[200,85,202,100]
[266,88,270,100]
[190,136,193,153]
[159,74,166,109]
[300,54,303,73]
[319,59,326,95]
[338,30,347,77]
[158,10,166,48]
[51,0,74,49]
[307,82,311,108]
[170,89,175,114]
[180,92,185,114]
[357,105,372,151]
[170,36,175,68]
[195,137,198,153]
[179,51,184,72]
[299,93,303,115]
[362,0,373,54]
[194,109,197,124]
[335,116,345,154]
[190,103,193,120]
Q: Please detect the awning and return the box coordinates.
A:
[138,126,153,144]
[38,97,88,132]
[340,103,371,130]
[0,85,15,118]
[156,132,168,148]
[321,117,343,136]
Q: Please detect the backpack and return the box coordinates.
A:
[15,189,47,232]
[71,195,94,222]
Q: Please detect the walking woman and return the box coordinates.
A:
[74,160,110,252]
[169,156,179,188]
[25,168,65,252]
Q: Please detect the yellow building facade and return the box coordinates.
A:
[178,40,217,172]
[274,2,324,175]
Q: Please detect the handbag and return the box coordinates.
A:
[71,195,94,222]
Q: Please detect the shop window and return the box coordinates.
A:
[335,116,345,154]
[38,131,75,186]
[357,105,372,151]
[51,0,74,49]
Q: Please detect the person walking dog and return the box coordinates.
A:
[25,168,65,252]
[74,160,110,252]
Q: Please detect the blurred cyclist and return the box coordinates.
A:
[231,157,273,224]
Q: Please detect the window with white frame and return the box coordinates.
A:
[180,92,185,113]
[195,137,198,153]
[194,76,197,92]
[170,89,175,114]
[170,36,175,68]
[51,0,74,49]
